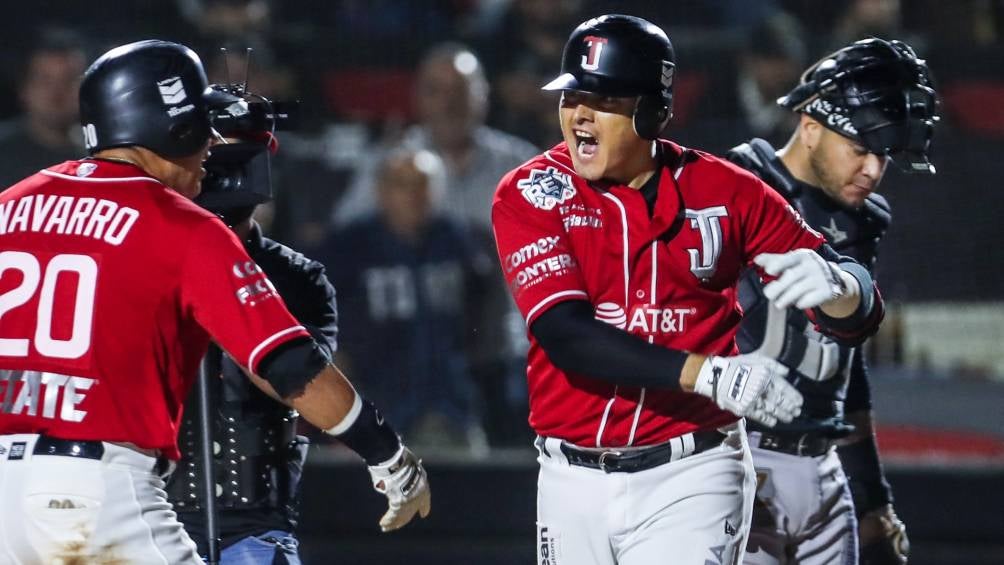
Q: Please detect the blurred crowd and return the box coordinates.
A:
[2,0,1002,452]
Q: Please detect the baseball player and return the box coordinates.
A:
[491,15,885,565]
[728,38,938,565]
[0,40,429,564]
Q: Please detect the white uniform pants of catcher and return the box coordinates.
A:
[535,421,755,565]
[744,433,858,565]
[0,433,201,564]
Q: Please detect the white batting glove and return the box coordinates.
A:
[694,354,803,427]
[367,445,431,532]
[754,249,850,309]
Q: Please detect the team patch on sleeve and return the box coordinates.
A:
[518,167,576,210]
[232,259,280,307]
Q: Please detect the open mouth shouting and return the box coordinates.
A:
[575,129,598,161]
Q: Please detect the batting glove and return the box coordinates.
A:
[694,354,803,427]
[367,445,431,532]
[754,249,852,309]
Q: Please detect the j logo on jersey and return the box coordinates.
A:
[580,35,608,71]
[518,167,576,211]
[685,206,728,280]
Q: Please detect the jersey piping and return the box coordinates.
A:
[526,290,589,324]
[247,325,307,372]
[39,170,164,185]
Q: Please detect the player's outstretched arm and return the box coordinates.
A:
[754,249,862,316]
[249,341,431,532]
[753,245,882,346]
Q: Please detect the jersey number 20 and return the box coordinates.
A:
[0,251,96,359]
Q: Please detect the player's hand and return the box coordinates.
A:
[367,445,431,532]
[754,250,848,309]
[693,354,803,426]
[859,505,909,565]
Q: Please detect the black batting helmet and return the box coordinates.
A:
[79,40,240,158]
[543,14,675,140]
[778,38,940,174]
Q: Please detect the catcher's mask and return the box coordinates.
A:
[778,38,940,174]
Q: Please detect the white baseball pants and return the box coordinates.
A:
[0,434,201,564]
[744,435,858,564]
[535,421,755,565]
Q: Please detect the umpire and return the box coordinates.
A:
[166,90,335,564]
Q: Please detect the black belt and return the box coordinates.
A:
[560,430,726,473]
[755,432,833,457]
[33,435,104,460]
[32,435,172,475]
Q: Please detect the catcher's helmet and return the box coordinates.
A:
[543,14,675,140]
[79,40,240,158]
[778,38,940,174]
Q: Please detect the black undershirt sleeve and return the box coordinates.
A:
[530,300,689,389]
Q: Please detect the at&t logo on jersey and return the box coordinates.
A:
[594,302,627,329]
[626,305,692,335]
[594,303,692,336]
[518,167,576,211]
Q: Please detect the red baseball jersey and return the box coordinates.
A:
[492,141,825,448]
[0,160,309,459]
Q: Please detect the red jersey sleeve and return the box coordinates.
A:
[179,220,309,373]
[492,168,589,325]
[742,175,825,261]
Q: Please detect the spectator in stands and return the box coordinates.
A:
[475,0,583,148]
[732,13,807,148]
[318,149,493,454]
[331,42,537,230]
[0,28,86,188]
[678,12,807,154]
[822,0,926,54]
[329,44,538,448]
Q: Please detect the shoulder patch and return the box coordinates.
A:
[517,166,576,210]
[75,162,98,177]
